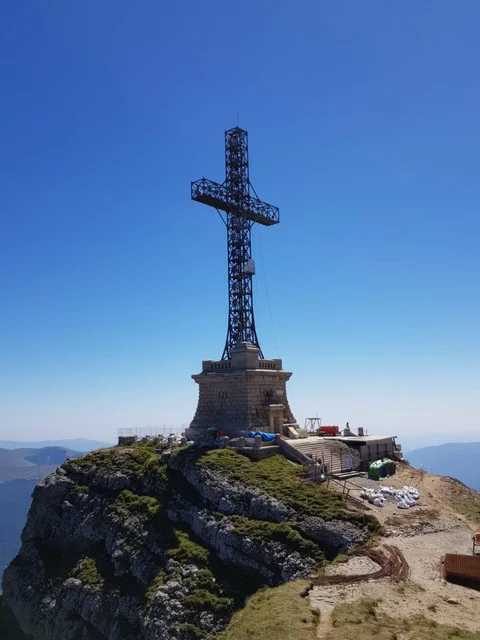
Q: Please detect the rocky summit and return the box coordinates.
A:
[0,443,377,640]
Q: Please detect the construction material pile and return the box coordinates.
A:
[360,485,420,509]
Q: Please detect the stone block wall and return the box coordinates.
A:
[187,342,298,440]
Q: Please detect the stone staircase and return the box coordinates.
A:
[279,436,347,476]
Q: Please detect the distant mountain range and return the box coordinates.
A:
[407,442,480,491]
[0,438,112,452]
[0,446,80,484]
[0,446,82,580]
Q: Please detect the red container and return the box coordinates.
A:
[319,426,340,436]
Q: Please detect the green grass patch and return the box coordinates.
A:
[145,569,166,600]
[192,449,345,519]
[146,530,231,611]
[183,448,378,530]
[327,598,479,640]
[456,496,480,525]
[184,589,233,615]
[330,553,348,565]
[194,568,222,594]
[170,623,203,639]
[73,443,167,482]
[166,529,210,566]
[230,514,324,562]
[72,484,89,495]
[112,489,161,523]
[218,580,317,640]
[70,556,104,592]
[446,478,480,526]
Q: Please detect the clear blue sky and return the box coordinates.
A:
[1,1,479,449]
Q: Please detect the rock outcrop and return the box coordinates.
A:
[1,444,377,640]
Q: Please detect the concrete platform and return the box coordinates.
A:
[238,445,281,460]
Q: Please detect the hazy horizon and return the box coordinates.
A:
[1,430,478,454]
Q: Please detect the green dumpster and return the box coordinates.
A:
[368,458,395,480]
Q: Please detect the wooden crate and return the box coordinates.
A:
[444,554,480,588]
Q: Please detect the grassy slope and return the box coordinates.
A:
[326,598,480,640]
[76,445,377,528]
[444,476,480,527]
[72,443,167,481]
[52,445,386,640]
[195,448,346,519]
[67,444,351,638]
[219,580,317,640]
[183,447,379,531]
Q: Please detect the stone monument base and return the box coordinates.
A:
[186,341,298,441]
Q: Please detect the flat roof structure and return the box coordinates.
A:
[329,435,396,444]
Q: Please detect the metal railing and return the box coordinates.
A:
[117,425,188,438]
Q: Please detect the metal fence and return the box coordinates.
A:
[117,425,188,438]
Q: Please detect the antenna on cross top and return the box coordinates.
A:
[191,126,280,360]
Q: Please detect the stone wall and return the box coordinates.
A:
[187,342,298,440]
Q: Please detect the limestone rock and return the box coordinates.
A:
[1,445,373,639]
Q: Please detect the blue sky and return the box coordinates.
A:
[1,1,479,449]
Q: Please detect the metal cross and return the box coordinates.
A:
[191,127,279,359]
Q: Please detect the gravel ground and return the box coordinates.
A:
[311,464,480,638]
[325,555,380,577]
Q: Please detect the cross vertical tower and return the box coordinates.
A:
[191,127,279,360]
[187,127,298,440]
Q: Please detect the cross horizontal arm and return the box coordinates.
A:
[191,178,279,226]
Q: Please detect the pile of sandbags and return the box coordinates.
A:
[360,485,420,509]
[360,487,386,507]
[394,485,420,509]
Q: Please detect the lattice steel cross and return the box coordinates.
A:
[191,127,279,360]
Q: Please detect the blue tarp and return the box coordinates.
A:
[248,431,277,442]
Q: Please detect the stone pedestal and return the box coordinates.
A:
[186,341,298,441]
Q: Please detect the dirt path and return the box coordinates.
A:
[313,600,334,639]
[310,465,480,637]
